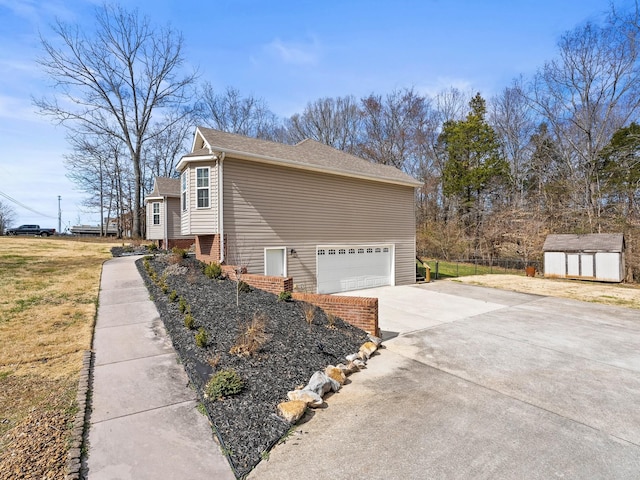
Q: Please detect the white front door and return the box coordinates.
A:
[265,247,286,277]
[316,244,393,294]
[567,254,580,276]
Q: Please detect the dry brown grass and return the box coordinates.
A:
[0,237,118,465]
[300,302,317,327]
[451,274,640,309]
[230,312,269,357]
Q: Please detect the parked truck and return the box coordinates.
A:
[5,224,56,236]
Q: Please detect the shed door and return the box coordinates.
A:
[316,245,392,294]
[580,254,594,277]
[567,254,580,276]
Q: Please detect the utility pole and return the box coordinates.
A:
[58,195,61,234]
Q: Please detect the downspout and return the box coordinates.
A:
[218,153,225,263]
[163,195,168,249]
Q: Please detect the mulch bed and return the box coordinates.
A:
[135,254,369,478]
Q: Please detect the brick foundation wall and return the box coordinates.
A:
[195,234,226,264]
[292,292,379,336]
[161,238,194,250]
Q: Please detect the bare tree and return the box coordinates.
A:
[359,88,430,173]
[0,199,16,235]
[489,80,536,207]
[286,95,361,152]
[65,132,130,236]
[35,4,197,237]
[198,84,281,140]
[529,18,640,227]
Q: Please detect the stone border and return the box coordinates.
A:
[65,350,92,480]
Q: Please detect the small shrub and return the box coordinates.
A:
[205,369,243,400]
[172,246,188,258]
[204,262,223,279]
[326,312,336,329]
[300,302,316,327]
[238,281,251,293]
[178,296,188,313]
[277,291,292,302]
[148,243,158,252]
[168,290,178,302]
[184,313,195,330]
[161,282,169,294]
[207,353,221,369]
[230,312,269,357]
[195,327,208,348]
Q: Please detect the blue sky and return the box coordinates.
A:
[0,0,617,229]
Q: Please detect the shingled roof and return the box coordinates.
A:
[178,127,422,187]
[543,233,625,252]
[146,177,180,199]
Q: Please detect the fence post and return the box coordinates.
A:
[435,261,439,280]
[456,262,459,277]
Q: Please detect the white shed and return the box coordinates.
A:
[543,233,625,283]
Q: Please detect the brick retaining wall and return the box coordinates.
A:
[216,262,379,335]
[292,292,379,336]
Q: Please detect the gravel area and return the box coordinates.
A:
[136,255,369,478]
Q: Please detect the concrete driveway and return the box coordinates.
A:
[249,282,640,479]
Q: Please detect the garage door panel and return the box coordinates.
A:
[317,245,392,294]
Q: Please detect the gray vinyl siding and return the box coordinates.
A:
[181,162,218,235]
[146,201,164,240]
[166,198,192,240]
[223,158,416,290]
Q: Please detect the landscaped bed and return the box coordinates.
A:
[136,253,369,478]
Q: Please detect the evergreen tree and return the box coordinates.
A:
[440,93,508,223]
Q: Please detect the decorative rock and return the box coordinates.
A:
[325,365,346,385]
[287,389,324,407]
[344,361,360,373]
[353,359,366,369]
[277,400,307,423]
[336,363,356,375]
[346,353,359,362]
[367,334,383,346]
[359,341,378,359]
[307,371,341,396]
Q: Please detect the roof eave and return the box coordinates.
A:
[181,146,422,187]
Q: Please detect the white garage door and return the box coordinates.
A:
[316,245,393,294]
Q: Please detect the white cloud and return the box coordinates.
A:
[264,36,321,66]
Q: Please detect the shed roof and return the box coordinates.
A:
[543,233,625,252]
[178,127,422,187]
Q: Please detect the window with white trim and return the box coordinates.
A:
[196,167,210,208]
[152,202,160,225]
[181,171,188,211]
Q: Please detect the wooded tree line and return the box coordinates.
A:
[38,4,640,280]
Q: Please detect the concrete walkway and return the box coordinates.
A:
[86,255,234,480]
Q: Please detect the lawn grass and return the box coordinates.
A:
[0,236,119,468]
[421,258,524,279]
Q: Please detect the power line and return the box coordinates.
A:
[0,189,58,219]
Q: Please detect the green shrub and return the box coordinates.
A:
[178,296,188,313]
[204,262,223,279]
[168,290,178,302]
[238,281,251,293]
[195,327,208,348]
[277,291,292,302]
[148,243,158,252]
[205,369,243,400]
[184,313,195,330]
[171,246,188,259]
